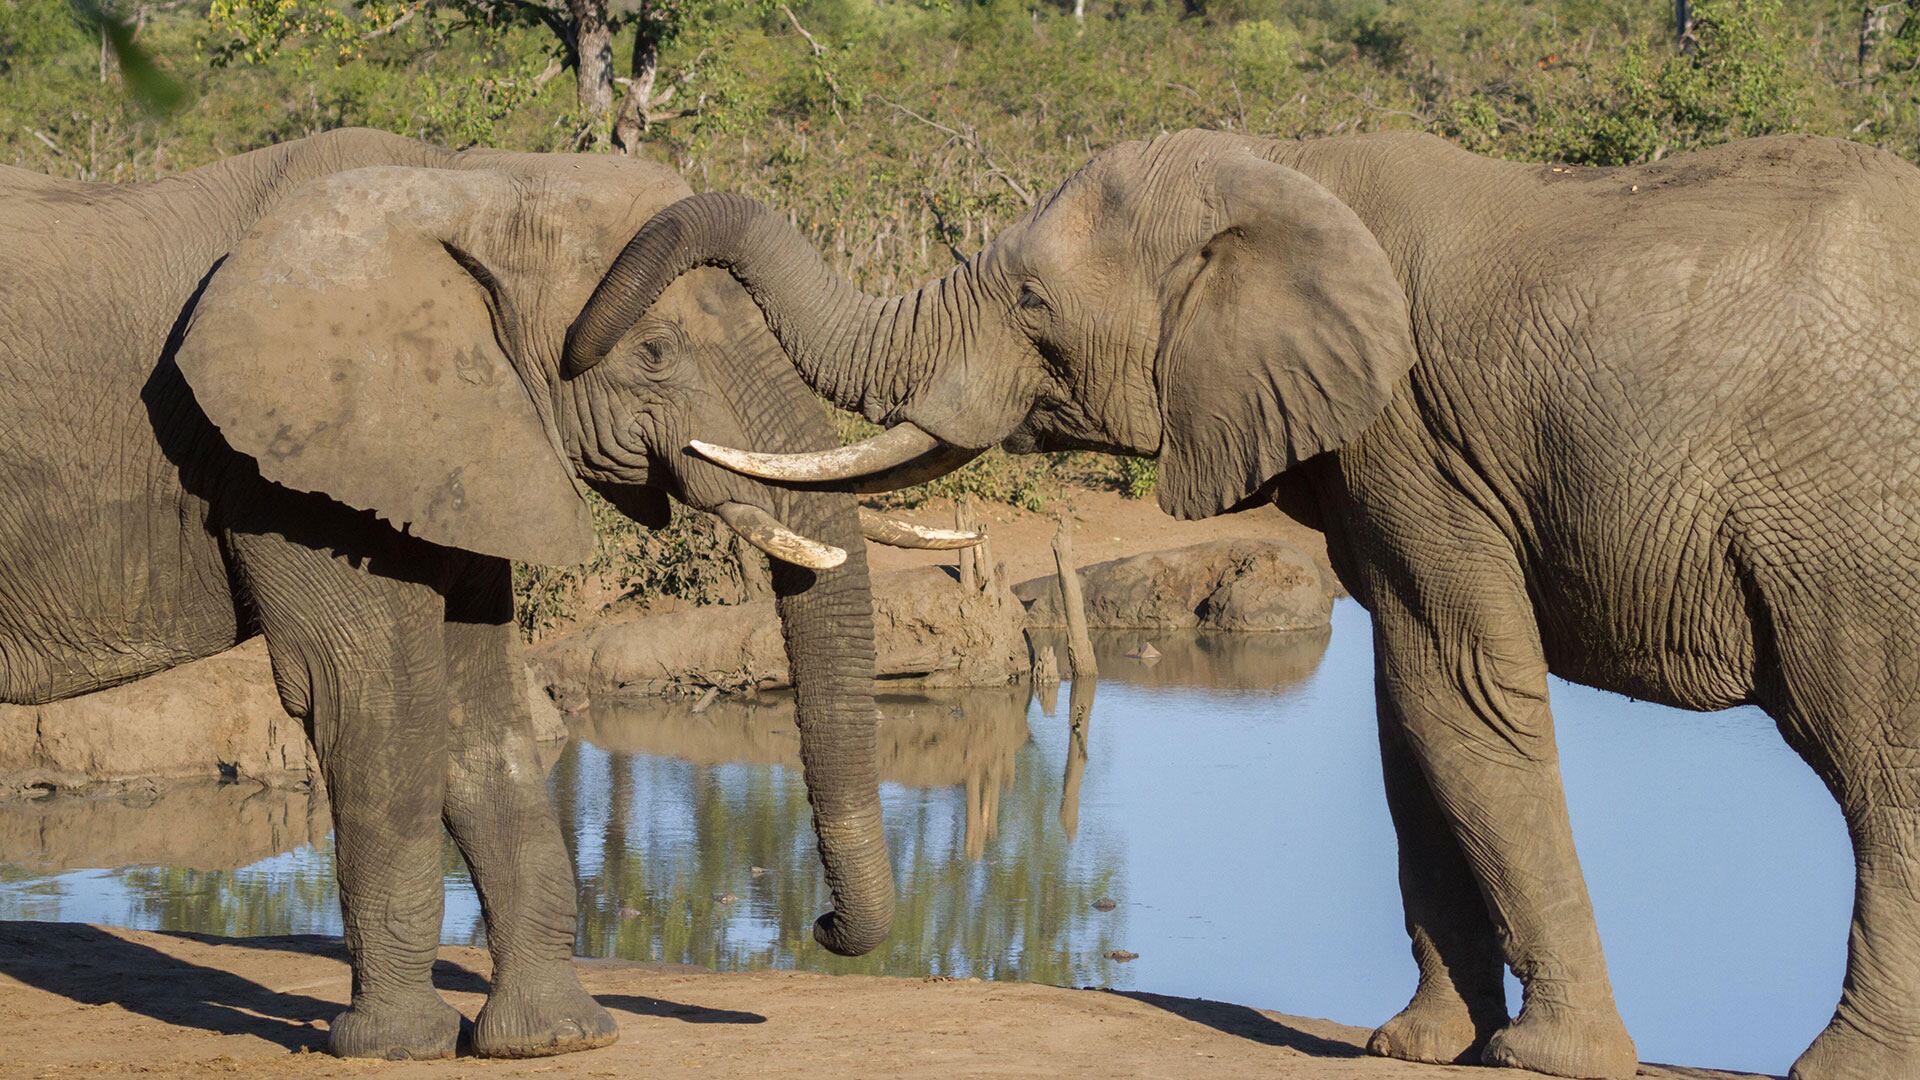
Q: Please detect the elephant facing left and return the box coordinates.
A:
[0,129,964,1059]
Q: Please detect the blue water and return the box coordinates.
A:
[0,599,1852,1075]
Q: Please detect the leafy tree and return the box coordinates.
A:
[205,0,772,149]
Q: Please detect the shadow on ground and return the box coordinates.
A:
[0,921,764,1052]
[1109,988,1365,1058]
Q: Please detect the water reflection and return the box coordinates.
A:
[0,604,1856,1075]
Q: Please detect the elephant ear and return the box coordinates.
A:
[1153,151,1417,520]
[177,166,595,565]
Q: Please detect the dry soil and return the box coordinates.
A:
[0,923,1767,1080]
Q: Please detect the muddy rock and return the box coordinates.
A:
[0,639,565,797]
[1015,538,1335,632]
[533,565,1029,700]
[0,640,311,799]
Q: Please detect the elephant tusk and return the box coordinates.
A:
[714,502,847,570]
[858,509,984,550]
[690,422,942,484]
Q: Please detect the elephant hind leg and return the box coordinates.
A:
[1762,601,1920,1080]
[440,560,616,1059]
[227,508,461,1061]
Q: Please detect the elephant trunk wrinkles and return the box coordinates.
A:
[771,489,894,955]
[680,319,895,956]
[568,192,964,429]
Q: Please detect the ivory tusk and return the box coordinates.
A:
[714,502,847,570]
[858,509,983,550]
[690,423,941,484]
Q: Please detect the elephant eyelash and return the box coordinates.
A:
[1017,284,1049,311]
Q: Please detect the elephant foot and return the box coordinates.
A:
[473,977,619,1059]
[1367,990,1507,1065]
[1483,1001,1636,1080]
[1790,1015,1920,1080]
[328,994,462,1060]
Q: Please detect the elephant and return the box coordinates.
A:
[563,129,1920,1080]
[0,127,978,1060]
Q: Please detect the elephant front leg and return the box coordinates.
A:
[1367,691,1510,1065]
[441,578,616,1059]
[1373,586,1637,1080]
[234,528,463,1060]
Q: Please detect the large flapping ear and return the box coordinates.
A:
[1153,150,1417,521]
[177,166,594,565]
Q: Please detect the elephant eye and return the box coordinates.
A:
[1017,284,1049,312]
[637,338,674,373]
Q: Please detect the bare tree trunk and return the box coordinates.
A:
[612,19,658,155]
[1073,0,1085,22]
[1051,516,1096,681]
[1676,0,1694,52]
[568,0,614,143]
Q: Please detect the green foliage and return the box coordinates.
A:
[513,490,741,640]
[1528,0,1805,166]
[1115,457,1158,500]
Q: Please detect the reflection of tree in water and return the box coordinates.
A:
[0,630,1331,973]
[116,842,343,938]
[566,685,1127,987]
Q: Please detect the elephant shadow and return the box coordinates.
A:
[1107,989,1365,1058]
[0,922,765,1053]
[0,922,344,1052]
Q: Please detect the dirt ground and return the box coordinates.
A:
[0,923,1765,1080]
[861,490,1329,585]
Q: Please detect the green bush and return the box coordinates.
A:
[512,491,741,640]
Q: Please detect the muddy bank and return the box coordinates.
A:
[0,922,1759,1080]
[1016,538,1336,632]
[0,640,565,799]
[534,565,1028,701]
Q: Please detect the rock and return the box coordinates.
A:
[2,640,567,798]
[534,566,1029,700]
[1016,539,1334,632]
[1092,897,1117,912]
[1124,642,1161,662]
[0,639,313,799]
[1107,949,1139,962]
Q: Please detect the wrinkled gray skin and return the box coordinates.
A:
[0,128,894,1060]
[571,130,1920,1080]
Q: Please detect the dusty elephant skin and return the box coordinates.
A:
[574,130,1920,1080]
[0,128,969,1059]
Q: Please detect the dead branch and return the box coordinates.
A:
[361,0,429,40]
[874,94,1035,207]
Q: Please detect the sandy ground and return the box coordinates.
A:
[862,490,1328,584]
[0,923,1766,1080]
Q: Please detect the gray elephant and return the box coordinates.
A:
[0,128,974,1059]
[566,130,1920,1080]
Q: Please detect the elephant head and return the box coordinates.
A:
[564,129,1419,520]
[172,151,966,956]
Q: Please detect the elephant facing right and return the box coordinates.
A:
[571,130,1920,1080]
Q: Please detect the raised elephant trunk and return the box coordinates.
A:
[565,193,968,433]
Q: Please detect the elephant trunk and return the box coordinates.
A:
[566,192,964,431]
[771,490,894,955]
